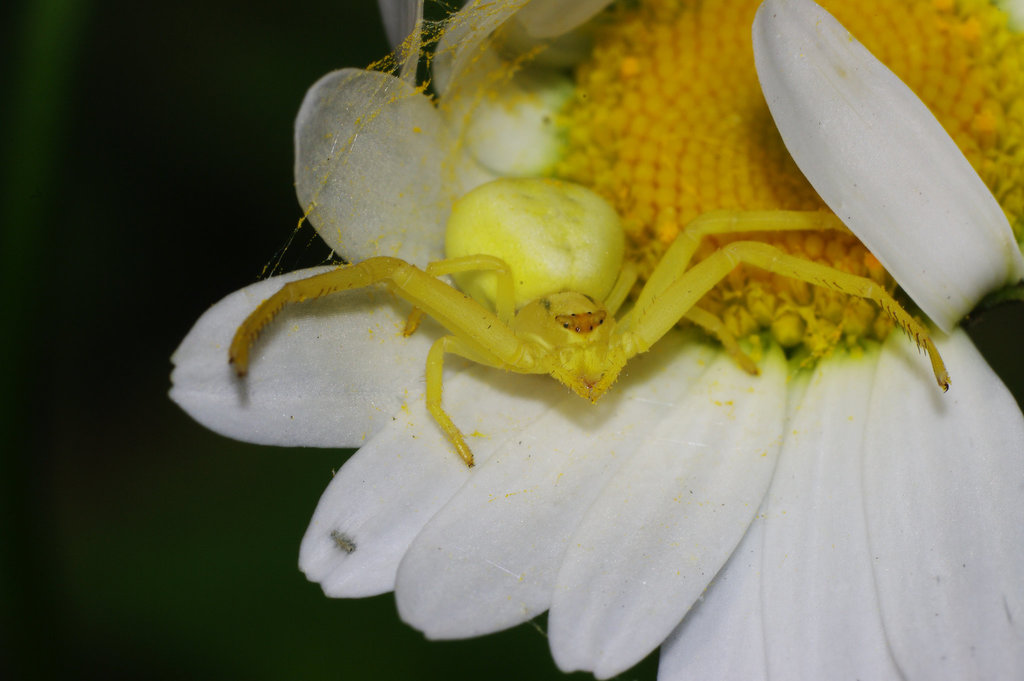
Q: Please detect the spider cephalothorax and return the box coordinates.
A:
[511,292,627,402]
[230,178,948,467]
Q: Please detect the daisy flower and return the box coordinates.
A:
[171,0,1024,678]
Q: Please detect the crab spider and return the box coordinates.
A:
[230,185,949,468]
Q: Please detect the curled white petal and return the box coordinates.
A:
[170,267,434,447]
[863,329,1024,679]
[377,0,421,50]
[294,68,451,264]
[433,0,603,94]
[432,0,530,96]
[394,333,717,640]
[753,0,1024,331]
[377,0,423,82]
[548,347,786,679]
[513,0,614,39]
[499,16,595,70]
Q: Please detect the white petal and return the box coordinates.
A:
[513,0,614,39]
[863,329,1024,679]
[294,68,451,264]
[377,0,421,49]
[299,364,557,597]
[752,0,1024,332]
[658,514,768,681]
[170,267,434,447]
[548,347,787,679]
[761,352,900,680]
[656,372,818,681]
[394,333,718,639]
[378,0,423,83]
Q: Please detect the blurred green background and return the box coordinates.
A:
[1,0,1021,679]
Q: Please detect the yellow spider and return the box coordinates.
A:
[230,178,948,467]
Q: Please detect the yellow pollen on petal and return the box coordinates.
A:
[558,0,1024,358]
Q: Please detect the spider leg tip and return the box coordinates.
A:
[229,358,248,378]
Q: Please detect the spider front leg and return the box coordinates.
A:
[623,240,950,390]
[425,335,508,467]
[230,256,524,375]
[229,256,538,466]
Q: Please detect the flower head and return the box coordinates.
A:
[171,0,1024,678]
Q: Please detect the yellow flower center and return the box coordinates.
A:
[558,0,1024,357]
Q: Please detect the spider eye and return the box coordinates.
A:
[554,307,607,334]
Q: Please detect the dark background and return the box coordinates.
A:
[1,0,1021,679]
